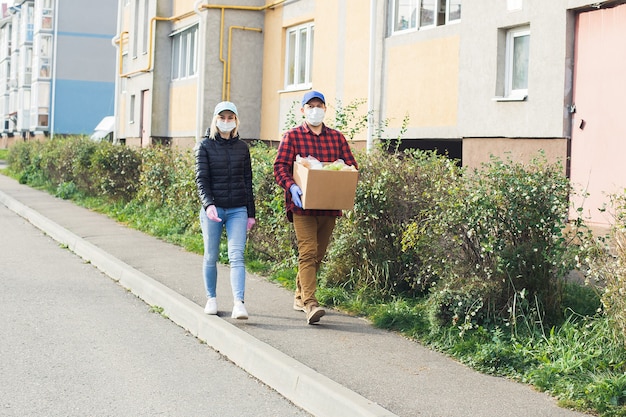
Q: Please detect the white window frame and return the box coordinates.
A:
[284,22,314,90]
[392,0,418,33]
[129,94,136,124]
[171,25,197,81]
[132,0,139,58]
[142,0,150,55]
[419,0,437,29]
[505,26,530,99]
[391,0,461,35]
[507,0,523,11]
[446,0,461,24]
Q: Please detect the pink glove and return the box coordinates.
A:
[205,205,222,222]
[247,218,256,231]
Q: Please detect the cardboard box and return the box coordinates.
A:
[293,162,359,210]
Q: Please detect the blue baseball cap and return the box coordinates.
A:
[214,101,238,116]
[301,91,325,107]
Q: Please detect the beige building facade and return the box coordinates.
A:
[113,0,626,228]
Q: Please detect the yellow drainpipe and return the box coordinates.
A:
[199,0,287,101]
[227,26,263,101]
[114,10,197,78]
[112,1,286,89]
[117,31,128,77]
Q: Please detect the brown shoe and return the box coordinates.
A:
[306,304,325,325]
[293,297,305,312]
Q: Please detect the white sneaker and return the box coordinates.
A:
[231,300,248,319]
[204,297,217,315]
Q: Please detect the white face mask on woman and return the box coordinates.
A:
[305,107,325,126]
[217,120,236,133]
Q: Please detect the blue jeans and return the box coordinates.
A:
[199,206,248,302]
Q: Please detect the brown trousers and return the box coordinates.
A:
[292,213,336,306]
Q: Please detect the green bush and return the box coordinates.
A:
[403,152,575,330]
[137,145,176,206]
[89,142,141,201]
[5,139,583,333]
[166,149,200,233]
[7,136,134,199]
[323,147,460,296]
[247,141,297,266]
[127,146,199,237]
[7,140,46,185]
[583,191,626,345]
[55,181,79,199]
[603,215,626,343]
[52,137,101,195]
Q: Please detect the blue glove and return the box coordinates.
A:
[290,184,303,208]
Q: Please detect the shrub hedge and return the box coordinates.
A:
[5,136,625,342]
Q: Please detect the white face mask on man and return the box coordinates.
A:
[217,120,236,133]
[305,107,325,126]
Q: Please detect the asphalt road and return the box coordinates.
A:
[0,202,311,417]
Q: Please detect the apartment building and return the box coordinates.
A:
[113,0,626,228]
[113,0,265,148]
[0,0,117,146]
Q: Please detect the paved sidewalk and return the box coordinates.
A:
[0,172,591,417]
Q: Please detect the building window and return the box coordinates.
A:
[142,0,150,55]
[507,0,523,11]
[25,3,34,42]
[39,58,50,78]
[40,0,53,30]
[285,22,314,89]
[24,46,32,84]
[36,83,49,127]
[420,0,436,27]
[394,0,417,31]
[130,94,136,124]
[505,26,529,97]
[171,25,197,80]
[41,9,52,30]
[447,0,461,22]
[392,0,461,34]
[121,52,128,92]
[36,35,52,79]
[39,34,52,57]
[132,0,139,58]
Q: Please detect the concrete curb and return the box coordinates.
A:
[0,190,398,417]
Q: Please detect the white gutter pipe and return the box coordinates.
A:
[111,0,123,144]
[50,0,59,138]
[366,0,376,152]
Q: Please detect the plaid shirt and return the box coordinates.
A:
[274,122,358,220]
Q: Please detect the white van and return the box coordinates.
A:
[90,116,115,142]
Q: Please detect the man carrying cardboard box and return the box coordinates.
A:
[274,90,358,325]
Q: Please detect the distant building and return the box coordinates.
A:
[0,0,117,146]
